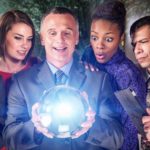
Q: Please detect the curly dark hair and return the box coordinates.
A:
[91,0,126,36]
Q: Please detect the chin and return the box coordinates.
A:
[140,63,150,69]
[97,59,107,64]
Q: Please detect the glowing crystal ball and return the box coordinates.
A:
[39,85,88,138]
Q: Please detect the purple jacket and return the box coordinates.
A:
[82,45,146,150]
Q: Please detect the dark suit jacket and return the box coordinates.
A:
[3,58,123,150]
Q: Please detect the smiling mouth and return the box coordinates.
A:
[54,47,67,52]
[17,50,27,55]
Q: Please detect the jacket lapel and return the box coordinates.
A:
[69,59,86,90]
[37,61,55,90]
[36,59,86,90]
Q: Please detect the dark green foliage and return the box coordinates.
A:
[0,0,150,58]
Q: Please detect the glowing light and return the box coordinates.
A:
[38,85,89,137]
[55,103,73,118]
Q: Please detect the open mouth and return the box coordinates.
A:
[96,54,105,60]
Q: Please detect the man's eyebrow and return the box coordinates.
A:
[47,27,73,32]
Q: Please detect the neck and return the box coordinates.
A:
[46,57,72,69]
[0,57,25,73]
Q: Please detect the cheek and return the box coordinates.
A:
[6,40,17,51]
[90,42,97,53]
[105,47,118,58]
[90,41,96,47]
[145,45,150,55]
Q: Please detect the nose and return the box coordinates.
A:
[96,39,105,50]
[56,33,65,44]
[22,39,30,50]
[134,42,143,55]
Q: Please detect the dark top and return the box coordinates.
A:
[0,57,40,149]
[82,45,147,150]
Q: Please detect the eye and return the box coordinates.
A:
[90,35,98,41]
[27,38,33,42]
[64,31,71,36]
[49,31,57,36]
[105,37,113,42]
[14,36,22,40]
[140,39,149,44]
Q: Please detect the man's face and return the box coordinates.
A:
[40,13,79,68]
[132,25,150,70]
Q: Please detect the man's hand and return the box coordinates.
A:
[142,108,150,141]
[31,102,54,138]
[71,91,96,139]
[71,107,95,139]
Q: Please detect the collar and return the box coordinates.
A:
[46,59,73,76]
[146,69,150,79]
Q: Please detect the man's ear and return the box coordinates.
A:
[75,31,79,45]
[40,34,45,46]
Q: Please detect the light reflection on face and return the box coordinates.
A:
[40,13,79,68]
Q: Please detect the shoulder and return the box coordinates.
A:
[14,61,44,80]
[85,67,107,78]
[112,55,141,77]
[27,56,42,66]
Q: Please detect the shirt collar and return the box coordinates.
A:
[146,69,150,79]
[47,59,73,76]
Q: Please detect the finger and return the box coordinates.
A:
[32,103,40,116]
[89,64,95,72]
[81,121,93,128]
[82,118,95,129]
[96,67,99,72]
[43,131,54,138]
[147,108,150,115]
[86,109,96,118]
[83,62,89,70]
[72,128,88,139]
[81,91,88,102]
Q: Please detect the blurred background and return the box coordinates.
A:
[0,0,150,62]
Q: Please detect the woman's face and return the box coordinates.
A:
[5,23,33,62]
[90,19,123,63]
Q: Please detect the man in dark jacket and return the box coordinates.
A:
[3,6,123,150]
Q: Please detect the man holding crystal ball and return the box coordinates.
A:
[3,6,123,150]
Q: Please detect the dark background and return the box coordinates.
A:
[0,0,150,62]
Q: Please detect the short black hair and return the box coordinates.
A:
[130,16,150,36]
[91,0,126,36]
